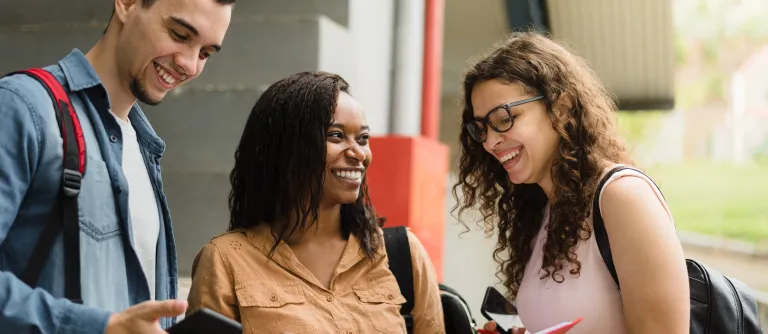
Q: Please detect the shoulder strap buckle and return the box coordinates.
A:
[62,168,82,197]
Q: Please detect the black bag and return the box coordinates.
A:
[384,226,479,334]
[1,68,85,303]
[593,166,762,334]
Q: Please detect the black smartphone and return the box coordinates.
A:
[480,286,518,334]
[166,308,242,334]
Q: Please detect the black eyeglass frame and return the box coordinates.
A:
[464,95,545,143]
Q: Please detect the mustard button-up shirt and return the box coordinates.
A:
[186,225,445,334]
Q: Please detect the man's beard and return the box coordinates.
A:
[130,77,163,106]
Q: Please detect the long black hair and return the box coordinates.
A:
[228,71,383,257]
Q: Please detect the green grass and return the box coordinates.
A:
[616,111,666,145]
[645,162,768,244]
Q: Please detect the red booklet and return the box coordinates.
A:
[533,317,582,334]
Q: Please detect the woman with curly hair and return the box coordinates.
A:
[186,71,444,333]
[453,32,689,333]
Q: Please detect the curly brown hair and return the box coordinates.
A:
[452,32,634,299]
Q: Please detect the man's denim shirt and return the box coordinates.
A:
[0,49,178,333]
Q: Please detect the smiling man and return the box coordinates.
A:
[0,0,233,333]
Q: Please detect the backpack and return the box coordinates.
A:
[593,166,762,334]
[384,226,479,334]
[1,68,85,303]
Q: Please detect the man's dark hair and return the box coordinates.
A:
[228,71,384,258]
[104,0,236,34]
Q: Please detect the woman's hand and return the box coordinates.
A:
[478,320,526,334]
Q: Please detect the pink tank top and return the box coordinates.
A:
[515,166,672,333]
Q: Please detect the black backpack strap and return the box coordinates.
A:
[592,166,630,290]
[593,165,665,292]
[5,69,85,304]
[383,226,415,332]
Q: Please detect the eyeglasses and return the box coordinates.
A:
[464,96,544,143]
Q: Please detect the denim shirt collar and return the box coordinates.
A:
[58,48,102,92]
[129,105,166,156]
[58,48,166,157]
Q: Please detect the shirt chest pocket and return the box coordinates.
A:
[235,282,317,334]
[78,159,121,241]
[353,277,408,334]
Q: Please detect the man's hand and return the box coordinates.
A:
[105,300,187,334]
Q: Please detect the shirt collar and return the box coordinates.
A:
[245,224,368,275]
[56,49,167,156]
[58,48,103,92]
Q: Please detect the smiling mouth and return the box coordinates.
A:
[332,169,363,181]
[154,62,180,86]
[499,150,520,163]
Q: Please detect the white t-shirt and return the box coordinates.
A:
[112,112,160,300]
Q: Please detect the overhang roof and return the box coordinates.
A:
[442,0,675,110]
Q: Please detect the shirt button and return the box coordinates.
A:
[109,134,118,143]
[347,331,354,334]
[326,295,334,302]
[270,295,278,301]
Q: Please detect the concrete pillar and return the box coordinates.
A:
[348,0,396,135]
[390,0,425,135]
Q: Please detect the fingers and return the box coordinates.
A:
[483,320,497,331]
[134,299,188,320]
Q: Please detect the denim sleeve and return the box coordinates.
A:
[0,86,111,334]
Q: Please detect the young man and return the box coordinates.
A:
[0,0,234,333]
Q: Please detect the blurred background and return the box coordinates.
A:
[1,0,766,330]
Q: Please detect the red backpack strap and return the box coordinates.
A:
[4,68,85,304]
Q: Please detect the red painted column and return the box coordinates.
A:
[421,0,445,140]
[367,136,449,280]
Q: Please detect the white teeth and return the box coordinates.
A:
[163,74,176,84]
[500,151,520,163]
[155,64,176,85]
[333,170,362,180]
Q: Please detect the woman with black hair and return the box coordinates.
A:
[185,71,444,334]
